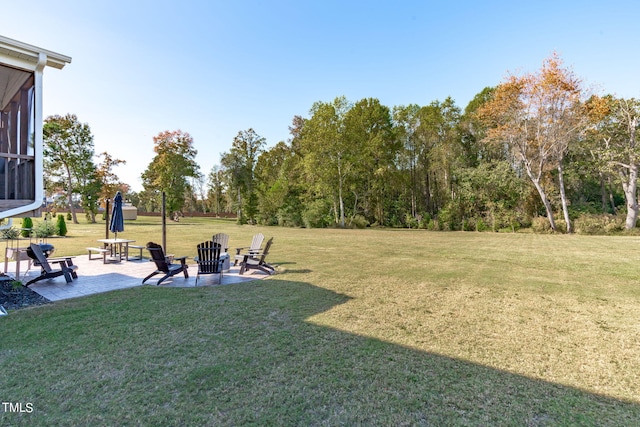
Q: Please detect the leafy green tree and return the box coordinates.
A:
[589,96,640,229]
[421,98,462,215]
[43,114,99,224]
[20,217,33,237]
[220,129,266,224]
[393,104,423,220]
[300,96,353,227]
[343,98,397,225]
[255,141,295,225]
[460,87,497,166]
[444,161,528,231]
[96,152,127,209]
[141,130,201,219]
[207,165,229,215]
[56,214,68,236]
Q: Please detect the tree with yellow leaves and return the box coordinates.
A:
[479,53,588,233]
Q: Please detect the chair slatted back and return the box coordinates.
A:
[250,233,264,252]
[212,233,229,253]
[248,238,273,264]
[146,242,170,273]
[260,238,273,259]
[197,241,222,274]
[29,243,53,273]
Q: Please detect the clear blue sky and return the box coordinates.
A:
[2,1,639,191]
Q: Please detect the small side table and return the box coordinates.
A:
[4,247,32,280]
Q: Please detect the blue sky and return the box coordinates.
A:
[2,1,640,191]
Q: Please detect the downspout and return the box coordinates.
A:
[0,53,47,220]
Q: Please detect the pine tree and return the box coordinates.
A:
[21,217,33,237]
[56,214,68,237]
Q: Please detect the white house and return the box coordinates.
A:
[0,35,71,219]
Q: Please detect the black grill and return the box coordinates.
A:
[26,243,55,259]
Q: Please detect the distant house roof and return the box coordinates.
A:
[0,35,71,71]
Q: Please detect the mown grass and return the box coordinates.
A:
[2,217,640,425]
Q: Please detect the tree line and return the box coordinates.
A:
[43,54,640,233]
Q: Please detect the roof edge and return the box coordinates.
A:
[0,35,72,70]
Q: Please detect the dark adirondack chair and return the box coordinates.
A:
[212,233,230,254]
[195,241,224,286]
[25,243,78,287]
[234,233,264,266]
[143,242,189,285]
[239,237,275,275]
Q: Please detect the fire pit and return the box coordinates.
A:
[26,243,55,260]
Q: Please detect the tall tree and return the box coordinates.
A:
[96,151,127,209]
[393,104,422,219]
[43,114,98,224]
[590,96,640,229]
[220,128,266,223]
[479,54,588,232]
[207,165,229,215]
[255,141,292,225]
[343,98,396,225]
[414,98,461,215]
[300,96,352,227]
[141,130,200,218]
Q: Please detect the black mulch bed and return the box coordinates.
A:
[0,276,50,311]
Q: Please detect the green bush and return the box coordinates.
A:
[33,220,57,238]
[574,214,625,235]
[67,212,72,221]
[437,206,460,231]
[21,217,33,237]
[350,215,369,229]
[302,199,332,228]
[404,213,419,229]
[56,214,68,237]
[0,226,20,240]
[531,216,566,234]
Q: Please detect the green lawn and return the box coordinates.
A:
[2,217,640,425]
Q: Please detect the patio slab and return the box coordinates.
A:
[4,254,269,302]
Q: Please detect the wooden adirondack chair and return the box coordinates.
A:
[25,243,78,287]
[194,241,224,286]
[212,233,230,254]
[142,242,189,285]
[234,233,264,266]
[239,237,275,275]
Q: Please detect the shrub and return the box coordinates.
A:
[574,214,625,235]
[404,213,419,229]
[302,199,331,228]
[66,212,72,221]
[33,220,57,238]
[0,226,20,240]
[351,215,369,229]
[531,216,566,234]
[21,217,33,237]
[56,214,68,237]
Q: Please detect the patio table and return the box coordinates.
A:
[97,238,136,262]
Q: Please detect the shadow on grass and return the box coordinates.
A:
[1,279,638,426]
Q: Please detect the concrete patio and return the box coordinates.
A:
[4,254,268,302]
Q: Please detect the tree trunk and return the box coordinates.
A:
[523,164,556,232]
[337,155,345,228]
[65,165,79,224]
[557,161,572,233]
[621,165,638,229]
[338,185,345,228]
[236,188,242,220]
[599,173,608,212]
